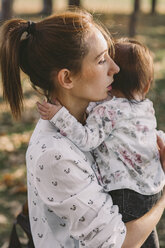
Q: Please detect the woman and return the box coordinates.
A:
[0,10,165,248]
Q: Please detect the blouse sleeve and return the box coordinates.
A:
[34,148,126,248]
[50,103,115,152]
[156,130,165,143]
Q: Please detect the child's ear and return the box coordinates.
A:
[57,69,73,89]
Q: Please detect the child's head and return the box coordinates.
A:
[112,38,154,101]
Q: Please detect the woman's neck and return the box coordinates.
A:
[52,92,88,124]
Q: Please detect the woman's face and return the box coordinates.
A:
[70,26,120,104]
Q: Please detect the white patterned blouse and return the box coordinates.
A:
[50,97,165,195]
[26,118,126,248]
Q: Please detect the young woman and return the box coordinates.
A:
[0,10,165,248]
[38,38,165,247]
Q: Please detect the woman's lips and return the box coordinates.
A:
[107,84,112,91]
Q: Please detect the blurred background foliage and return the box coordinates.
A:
[0,0,165,247]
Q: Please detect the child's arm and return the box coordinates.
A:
[37,101,115,152]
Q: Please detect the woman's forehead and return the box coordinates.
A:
[84,27,108,56]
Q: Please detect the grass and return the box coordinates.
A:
[0,1,165,247]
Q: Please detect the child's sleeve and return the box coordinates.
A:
[50,103,115,151]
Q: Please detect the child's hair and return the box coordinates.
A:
[112,38,154,101]
[0,10,114,119]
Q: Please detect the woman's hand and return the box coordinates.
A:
[157,135,165,172]
[36,99,62,120]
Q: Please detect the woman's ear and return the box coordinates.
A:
[57,69,73,89]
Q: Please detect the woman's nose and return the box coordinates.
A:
[108,58,120,75]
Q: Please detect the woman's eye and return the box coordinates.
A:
[98,59,106,64]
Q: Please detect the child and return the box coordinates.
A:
[37,38,165,247]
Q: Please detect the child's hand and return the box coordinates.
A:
[157,135,165,172]
[36,100,62,120]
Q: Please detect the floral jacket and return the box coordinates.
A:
[50,97,165,195]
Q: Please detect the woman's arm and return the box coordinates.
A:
[157,135,165,171]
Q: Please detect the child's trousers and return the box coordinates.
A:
[109,188,162,248]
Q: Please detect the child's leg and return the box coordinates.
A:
[109,189,162,248]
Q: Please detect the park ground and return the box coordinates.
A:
[0,0,165,247]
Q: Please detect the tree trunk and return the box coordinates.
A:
[69,0,80,7]
[134,0,140,13]
[41,0,53,15]
[1,0,13,20]
[129,0,140,37]
[151,0,157,14]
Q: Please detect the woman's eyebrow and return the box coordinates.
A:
[95,49,108,60]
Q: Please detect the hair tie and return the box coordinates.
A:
[27,21,36,35]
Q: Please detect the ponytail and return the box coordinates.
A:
[0,19,28,119]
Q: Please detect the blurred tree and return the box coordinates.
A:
[129,0,141,37]
[151,0,157,14]
[69,0,80,7]
[41,0,53,15]
[134,0,141,13]
[1,0,13,20]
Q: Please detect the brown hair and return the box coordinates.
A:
[112,38,154,101]
[0,10,113,119]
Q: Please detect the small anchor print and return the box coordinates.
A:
[121,229,125,234]
[33,217,38,221]
[33,201,36,206]
[38,233,43,238]
[64,168,70,174]
[70,193,76,197]
[55,154,62,160]
[88,200,93,205]
[48,208,53,213]
[36,177,41,182]
[79,234,85,239]
[79,216,85,222]
[70,205,76,211]
[34,188,38,196]
[74,160,79,165]
[52,181,58,186]
[42,218,46,223]
[48,197,54,202]
[83,169,88,174]
[41,144,46,149]
[60,223,66,227]
[39,164,44,170]
[80,241,85,246]
[93,228,99,234]
[30,155,33,160]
